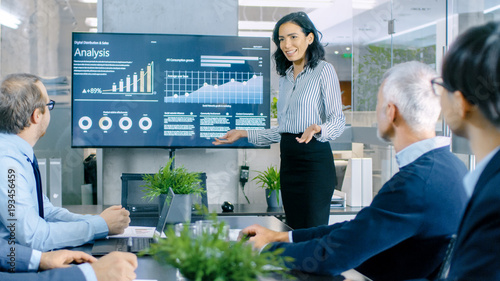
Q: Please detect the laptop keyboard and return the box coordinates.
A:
[131,237,153,252]
[114,237,154,252]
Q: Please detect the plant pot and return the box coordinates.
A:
[265,189,282,208]
[168,194,192,224]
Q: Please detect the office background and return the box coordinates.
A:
[0,0,499,207]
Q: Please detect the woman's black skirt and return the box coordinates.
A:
[280,133,336,229]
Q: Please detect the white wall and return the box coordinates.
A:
[99,0,278,206]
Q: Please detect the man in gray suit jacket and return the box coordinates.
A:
[0,238,137,281]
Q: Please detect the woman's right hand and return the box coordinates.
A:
[212,129,248,145]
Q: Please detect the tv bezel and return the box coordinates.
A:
[70,31,271,149]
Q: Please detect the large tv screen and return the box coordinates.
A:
[71,32,270,148]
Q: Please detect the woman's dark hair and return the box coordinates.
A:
[442,21,500,126]
[272,12,325,76]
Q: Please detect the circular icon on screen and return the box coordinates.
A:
[99,116,113,130]
[119,117,133,131]
[139,117,152,130]
[78,116,92,130]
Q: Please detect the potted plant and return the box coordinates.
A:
[142,158,204,222]
[252,165,282,208]
[142,215,292,281]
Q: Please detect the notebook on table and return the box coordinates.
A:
[91,187,175,255]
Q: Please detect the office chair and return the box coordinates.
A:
[121,173,158,217]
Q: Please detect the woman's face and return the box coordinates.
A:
[278,22,314,66]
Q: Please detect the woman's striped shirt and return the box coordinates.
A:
[248,60,345,146]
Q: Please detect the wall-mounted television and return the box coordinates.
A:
[71,32,270,148]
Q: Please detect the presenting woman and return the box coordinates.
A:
[213,12,345,229]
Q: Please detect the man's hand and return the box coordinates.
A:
[240,224,289,250]
[91,251,138,281]
[213,129,248,145]
[39,250,97,271]
[99,205,130,235]
[296,124,321,144]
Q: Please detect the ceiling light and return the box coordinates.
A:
[352,0,377,10]
[0,9,21,29]
[239,21,276,31]
[79,0,98,3]
[346,47,351,51]
[85,17,98,27]
[238,31,272,38]
[484,4,500,14]
[334,51,339,54]
[239,0,333,8]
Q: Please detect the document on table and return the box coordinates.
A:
[229,228,242,241]
[108,226,157,238]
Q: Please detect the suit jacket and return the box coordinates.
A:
[446,149,500,280]
[266,147,468,281]
[0,238,86,281]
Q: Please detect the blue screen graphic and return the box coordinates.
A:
[71,32,271,148]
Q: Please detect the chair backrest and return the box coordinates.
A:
[121,173,158,216]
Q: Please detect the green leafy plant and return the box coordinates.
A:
[252,166,280,205]
[270,96,278,119]
[142,158,203,201]
[142,215,293,281]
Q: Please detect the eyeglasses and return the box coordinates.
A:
[431,78,453,97]
[46,100,56,111]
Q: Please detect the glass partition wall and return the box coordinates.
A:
[350,0,499,194]
[351,0,449,193]
[1,0,499,203]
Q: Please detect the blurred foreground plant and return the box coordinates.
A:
[141,214,293,281]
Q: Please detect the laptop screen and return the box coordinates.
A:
[154,187,175,237]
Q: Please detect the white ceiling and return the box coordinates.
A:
[60,0,500,49]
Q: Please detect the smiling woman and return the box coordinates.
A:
[213,11,346,229]
[268,12,346,229]
[278,21,314,76]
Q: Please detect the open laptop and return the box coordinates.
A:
[91,187,175,255]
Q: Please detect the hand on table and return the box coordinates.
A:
[39,250,97,270]
[100,205,131,235]
[240,224,289,250]
[91,251,138,281]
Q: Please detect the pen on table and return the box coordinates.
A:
[127,237,133,252]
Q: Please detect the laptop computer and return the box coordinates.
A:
[91,187,175,256]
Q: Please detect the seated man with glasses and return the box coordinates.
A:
[0,73,131,251]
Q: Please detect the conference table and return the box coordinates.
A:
[66,205,368,281]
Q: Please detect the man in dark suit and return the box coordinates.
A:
[241,61,469,280]
[436,21,500,280]
[0,238,137,281]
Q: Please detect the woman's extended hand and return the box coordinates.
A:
[296,124,321,143]
[212,129,248,145]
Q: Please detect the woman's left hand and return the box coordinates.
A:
[296,124,321,144]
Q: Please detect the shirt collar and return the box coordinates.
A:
[462,146,500,197]
[0,133,35,162]
[285,64,312,82]
[396,136,451,168]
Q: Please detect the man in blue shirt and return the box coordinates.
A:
[0,238,137,281]
[241,61,469,280]
[0,73,131,251]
